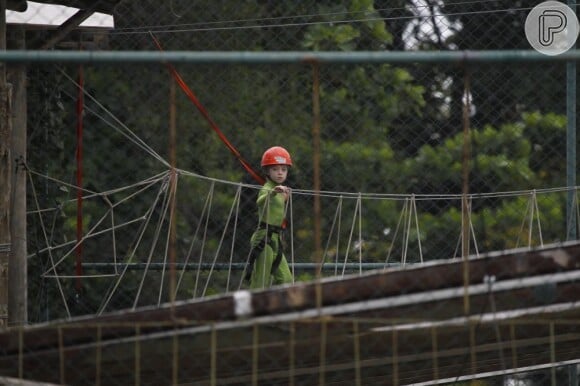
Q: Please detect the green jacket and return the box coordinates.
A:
[256,179,286,227]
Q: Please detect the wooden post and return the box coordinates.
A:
[0,0,11,327]
[311,63,322,274]
[8,25,27,325]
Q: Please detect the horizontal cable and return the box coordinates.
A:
[81,262,404,272]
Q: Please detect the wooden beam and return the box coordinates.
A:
[38,8,96,50]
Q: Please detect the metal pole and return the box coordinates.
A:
[311,63,322,275]
[1,50,580,64]
[567,0,577,241]
[461,67,471,315]
[169,79,177,305]
[567,2,578,383]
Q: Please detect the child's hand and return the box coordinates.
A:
[274,185,291,200]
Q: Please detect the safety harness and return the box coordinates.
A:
[244,222,286,282]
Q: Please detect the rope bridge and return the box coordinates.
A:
[22,67,580,319]
[26,162,578,318]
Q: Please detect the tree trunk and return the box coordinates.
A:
[8,25,27,325]
[0,0,11,327]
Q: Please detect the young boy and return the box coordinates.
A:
[246,146,294,289]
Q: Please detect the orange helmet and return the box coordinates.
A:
[261,146,293,167]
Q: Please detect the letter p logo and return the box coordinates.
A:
[526,1,579,56]
[539,9,567,46]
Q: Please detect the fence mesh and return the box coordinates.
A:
[2,1,580,385]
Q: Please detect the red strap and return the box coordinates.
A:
[150,33,265,185]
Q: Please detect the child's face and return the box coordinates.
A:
[267,165,288,184]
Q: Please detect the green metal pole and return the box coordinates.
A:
[567,1,578,382]
[568,0,577,241]
[0,49,580,64]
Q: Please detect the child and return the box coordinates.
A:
[246,146,294,289]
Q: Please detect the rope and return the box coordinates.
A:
[41,207,115,276]
[202,184,241,297]
[319,196,341,276]
[226,186,242,292]
[533,190,544,247]
[411,195,424,263]
[174,182,214,298]
[341,195,361,277]
[37,172,168,276]
[27,168,71,318]
[178,167,580,201]
[452,197,479,259]
[135,177,172,309]
[288,191,295,283]
[150,33,265,185]
[403,197,412,265]
[23,130,580,317]
[193,182,215,299]
[468,198,480,257]
[60,69,170,168]
[384,197,406,267]
[158,172,180,306]
[97,175,171,315]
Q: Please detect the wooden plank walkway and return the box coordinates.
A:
[1,241,580,385]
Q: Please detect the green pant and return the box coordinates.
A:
[249,230,293,289]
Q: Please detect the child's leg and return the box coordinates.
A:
[273,255,293,285]
[250,245,274,289]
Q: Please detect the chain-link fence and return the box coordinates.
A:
[2,0,580,385]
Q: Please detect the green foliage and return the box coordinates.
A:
[323,141,395,192]
[23,1,573,321]
[302,0,392,51]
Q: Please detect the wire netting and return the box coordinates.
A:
[2,1,580,385]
